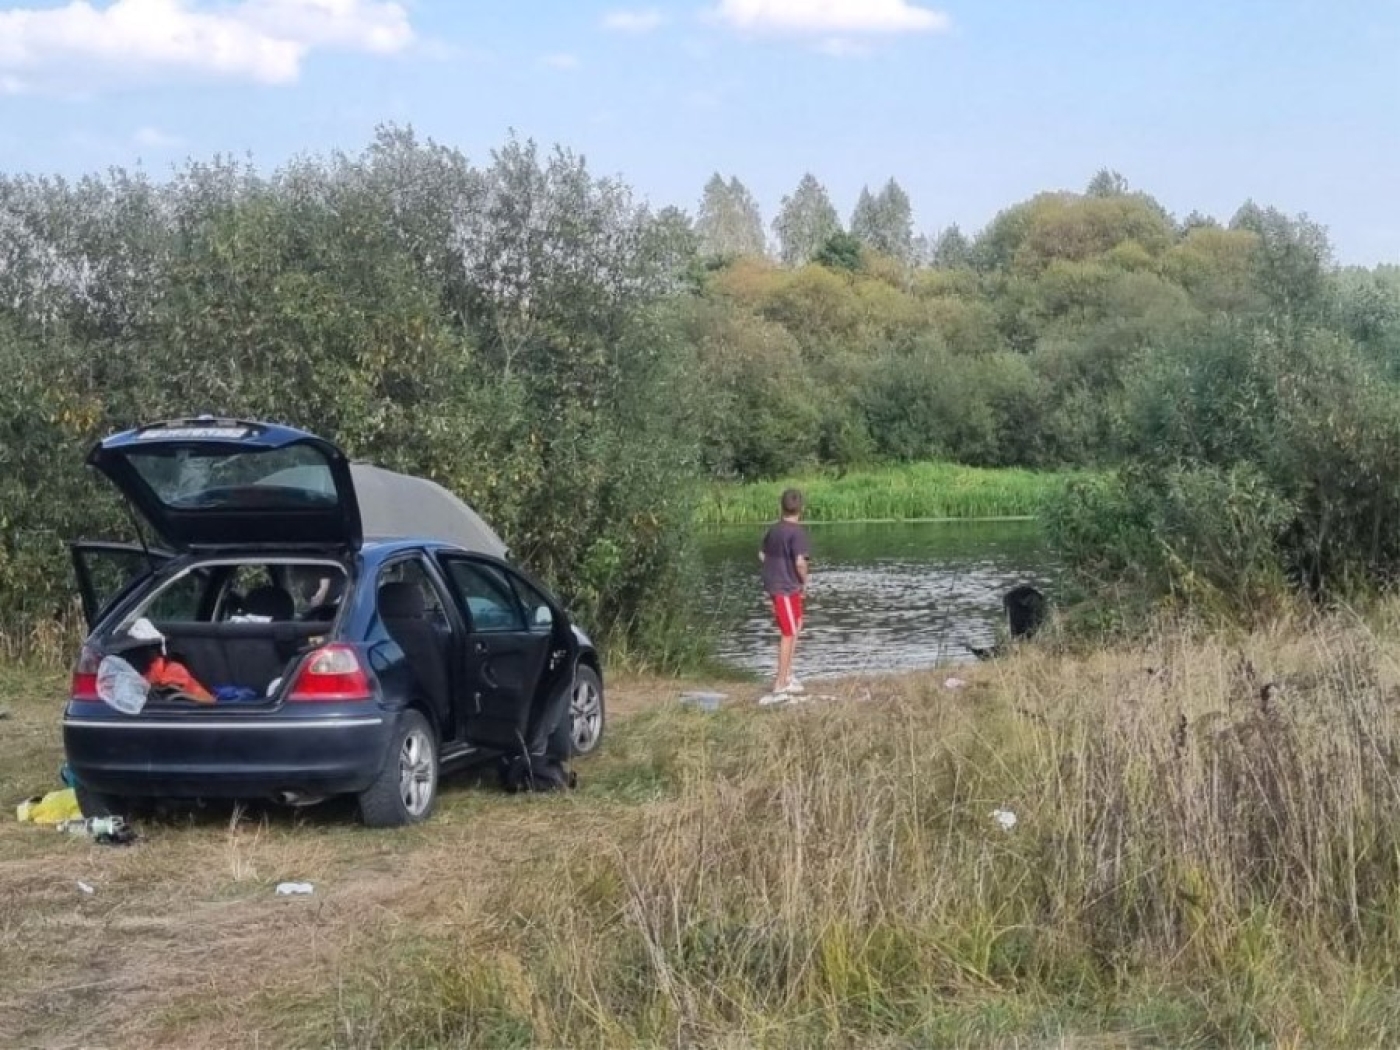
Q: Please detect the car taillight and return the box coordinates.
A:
[71,644,101,701]
[287,644,373,703]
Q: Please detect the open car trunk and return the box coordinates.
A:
[91,557,349,711]
[131,620,330,706]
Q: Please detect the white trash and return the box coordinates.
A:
[76,881,95,895]
[126,617,166,652]
[276,882,315,896]
[944,677,968,690]
[96,655,150,716]
[679,692,726,711]
[991,808,1018,832]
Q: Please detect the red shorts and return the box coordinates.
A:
[771,593,804,638]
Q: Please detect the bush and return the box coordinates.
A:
[1053,319,1400,619]
[0,130,706,667]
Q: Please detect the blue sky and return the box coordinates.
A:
[1,0,1395,264]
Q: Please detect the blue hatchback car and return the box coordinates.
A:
[63,418,605,826]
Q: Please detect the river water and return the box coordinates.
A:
[698,520,1057,681]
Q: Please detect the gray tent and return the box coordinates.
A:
[258,462,508,558]
[350,463,507,558]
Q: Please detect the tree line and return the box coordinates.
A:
[3,125,1398,656]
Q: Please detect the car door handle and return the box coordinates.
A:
[473,641,488,654]
[482,663,499,688]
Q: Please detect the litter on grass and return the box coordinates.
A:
[679,692,726,711]
[56,816,138,845]
[15,788,82,825]
[991,808,1018,832]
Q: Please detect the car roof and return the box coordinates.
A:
[359,537,506,563]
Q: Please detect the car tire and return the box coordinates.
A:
[358,708,439,828]
[567,664,605,757]
[74,783,142,820]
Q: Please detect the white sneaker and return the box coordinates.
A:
[758,692,789,707]
[780,677,805,695]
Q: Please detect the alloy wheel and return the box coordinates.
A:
[398,727,437,817]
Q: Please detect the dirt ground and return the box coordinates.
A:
[0,667,753,1049]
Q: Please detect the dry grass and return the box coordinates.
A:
[6,615,1400,1047]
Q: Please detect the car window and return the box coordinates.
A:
[74,546,156,624]
[280,564,339,619]
[124,561,344,626]
[149,572,205,620]
[376,558,449,630]
[125,442,338,511]
[444,559,527,633]
[510,574,556,632]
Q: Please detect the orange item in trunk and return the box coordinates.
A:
[145,656,215,705]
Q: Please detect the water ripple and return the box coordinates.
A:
[699,521,1056,681]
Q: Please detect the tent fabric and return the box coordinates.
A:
[349,464,508,558]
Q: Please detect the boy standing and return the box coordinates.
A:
[759,488,811,701]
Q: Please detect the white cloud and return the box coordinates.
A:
[602,8,665,33]
[133,125,182,148]
[710,0,949,36]
[0,0,415,94]
[539,52,581,70]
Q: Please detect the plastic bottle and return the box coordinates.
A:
[56,816,126,839]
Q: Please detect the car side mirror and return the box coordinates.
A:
[533,605,553,627]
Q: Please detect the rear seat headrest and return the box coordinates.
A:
[379,581,426,619]
[244,585,295,621]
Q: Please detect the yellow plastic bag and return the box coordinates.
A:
[16,788,81,825]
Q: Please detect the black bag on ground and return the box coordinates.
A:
[498,752,577,794]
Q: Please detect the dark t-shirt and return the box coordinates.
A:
[761,519,811,596]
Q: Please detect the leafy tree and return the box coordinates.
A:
[773,174,841,267]
[1179,210,1220,235]
[695,174,766,259]
[814,230,863,272]
[931,225,972,269]
[1333,266,1400,362]
[1229,200,1332,321]
[1086,168,1130,198]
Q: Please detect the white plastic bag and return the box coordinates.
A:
[126,617,166,651]
[96,655,150,716]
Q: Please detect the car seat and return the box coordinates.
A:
[378,581,451,729]
[244,585,295,621]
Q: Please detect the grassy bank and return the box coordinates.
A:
[7,610,1400,1046]
[697,461,1088,525]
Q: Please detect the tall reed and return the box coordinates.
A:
[698,461,1087,525]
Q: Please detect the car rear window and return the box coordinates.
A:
[125,444,338,511]
[121,560,349,627]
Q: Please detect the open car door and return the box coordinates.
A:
[437,553,578,753]
[70,541,174,630]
